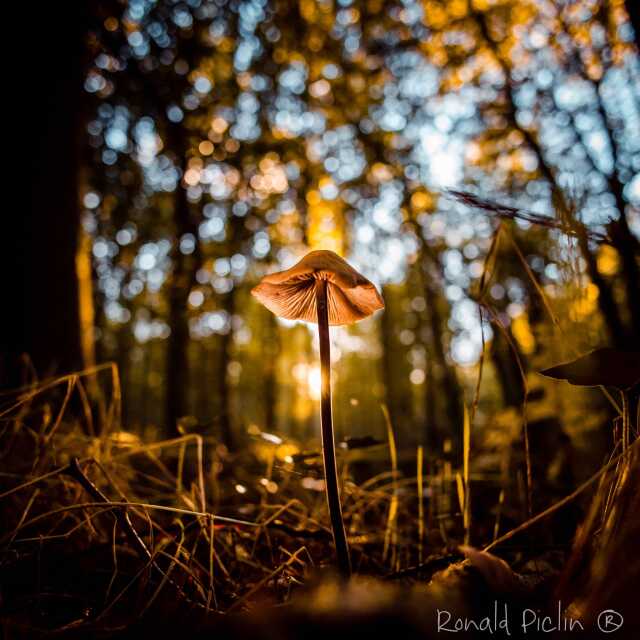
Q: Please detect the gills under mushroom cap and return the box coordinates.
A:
[251,250,384,325]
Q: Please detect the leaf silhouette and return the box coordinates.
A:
[539,348,640,390]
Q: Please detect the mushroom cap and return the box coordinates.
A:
[251,250,384,325]
[539,348,640,390]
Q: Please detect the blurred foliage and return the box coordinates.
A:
[76,0,639,482]
[2,4,640,632]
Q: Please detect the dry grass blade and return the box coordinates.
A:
[207,517,218,611]
[2,500,260,548]
[455,472,465,529]
[381,404,398,567]
[0,462,81,500]
[484,439,640,552]
[95,549,162,622]
[462,404,471,544]
[6,488,40,548]
[65,458,152,561]
[416,445,424,564]
[139,523,187,617]
[32,376,76,472]
[226,546,308,612]
[508,231,559,328]
[447,190,611,244]
[0,363,118,418]
[480,303,532,518]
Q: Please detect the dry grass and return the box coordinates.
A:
[1,362,637,637]
[0,366,459,634]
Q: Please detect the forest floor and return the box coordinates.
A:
[1,367,638,639]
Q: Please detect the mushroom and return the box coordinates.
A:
[539,348,640,451]
[252,250,384,576]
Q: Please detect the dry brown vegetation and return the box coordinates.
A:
[1,362,638,638]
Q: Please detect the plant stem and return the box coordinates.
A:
[621,391,630,452]
[316,279,351,577]
[65,458,151,561]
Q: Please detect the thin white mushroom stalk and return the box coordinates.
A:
[252,250,384,576]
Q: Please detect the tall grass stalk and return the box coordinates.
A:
[382,404,398,568]
[462,404,471,544]
[417,445,424,564]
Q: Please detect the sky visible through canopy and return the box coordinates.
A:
[81,0,640,434]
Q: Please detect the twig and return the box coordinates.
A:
[65,458,152,562]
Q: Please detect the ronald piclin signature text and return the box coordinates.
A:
[436,601,624,634]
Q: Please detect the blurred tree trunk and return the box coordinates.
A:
[2,3,89,388]
[116,323,133,427]
[591,86,640,343]
[409,263,438,449]
[211,212,246,448]
[562,91,637,346]
[76,228,96,370]
[415,245,464,453]
[197,340,210,425]
[473,8,632,348]
[214,289,235,448]
[576,231,627,348]
[407,221,464,453]
[423,352,437,446]
[423,273,463,454]
[263,311,279,433]
[165,129,201,433]
[624,0,640,50]
[491,327,525,408]
[141,342,154,428]
[379,287,401,429]
[556,21,640,343]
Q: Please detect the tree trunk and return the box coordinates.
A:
[214,289,236,448]
[2,3,88,388]
[577,230,627,348]
[473,8,632,348]
[165,131,201,433]
[424,275,464,454]
[116,322,134,427]
[609,201,640,347]
[166,258,192,432]
[624,0,640,51]
[263,311,279,433]
[423,352,437,447]
[379,287,398,424]
[591,75,640,343]
[491,327,525,407]
[407,221,464,454]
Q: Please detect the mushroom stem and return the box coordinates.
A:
[316,279,352,577]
